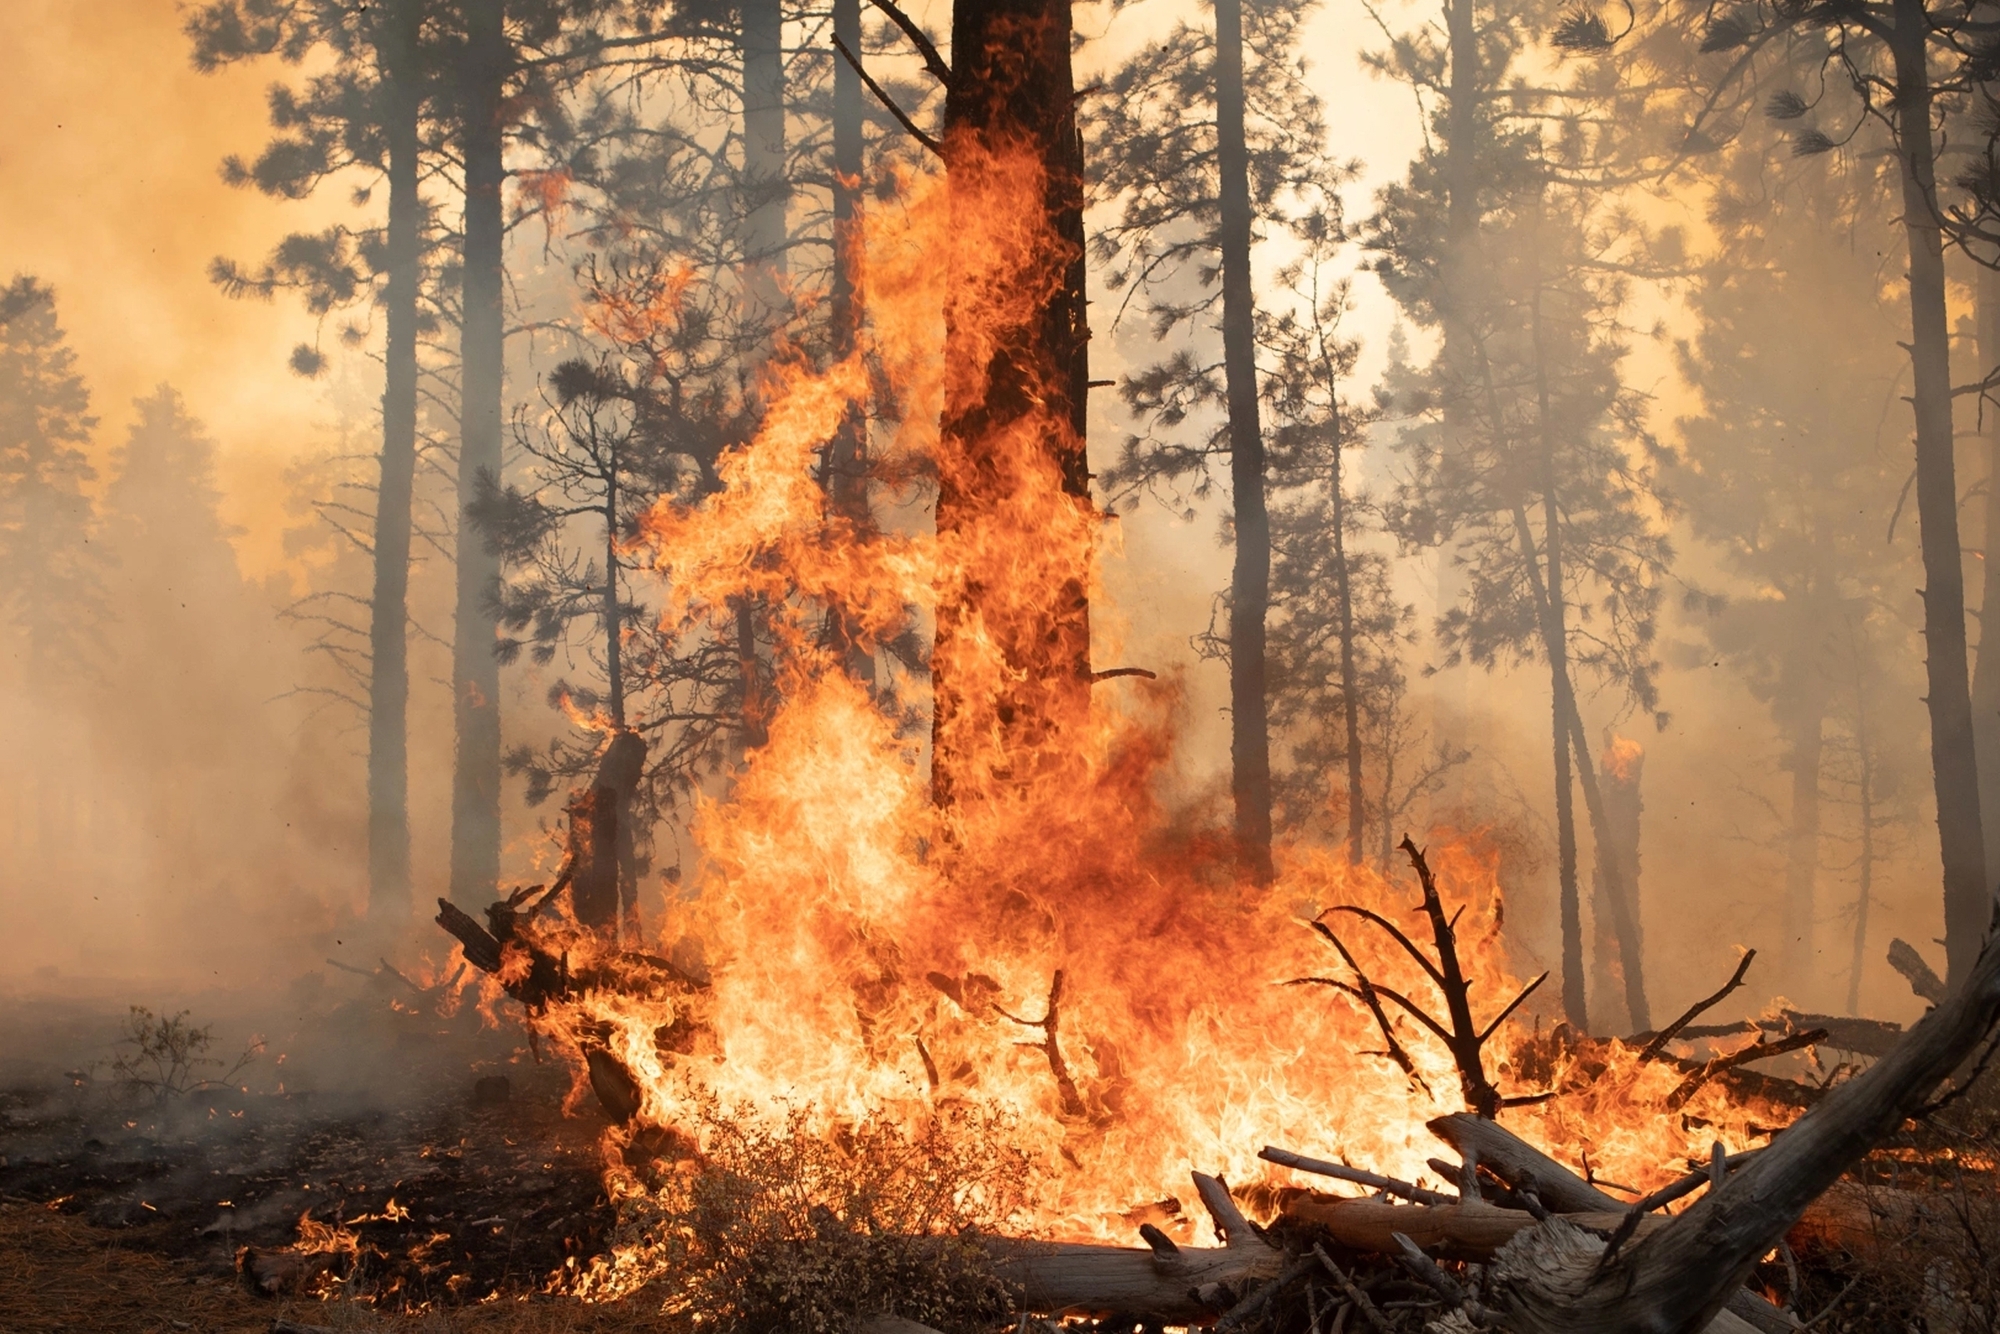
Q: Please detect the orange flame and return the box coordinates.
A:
[505,150,1794,1294]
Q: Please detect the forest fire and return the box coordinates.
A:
[418,141,1827,1322]
[13,0,2000,1328]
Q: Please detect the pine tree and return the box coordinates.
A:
[1254,203,1426,862]
[189,0,441,922]
[1368,0,1678,1030]
[0,277,105,685]
[1678,0,1999,985]
[1084,0,1328,876]
[1671,138,1925,999]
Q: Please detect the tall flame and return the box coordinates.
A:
[511,148,1791,1290]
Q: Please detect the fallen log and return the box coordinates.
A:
[1480,921,2000,1331]
[971,1170,1283,1322]
[1278,1190,1654,1259]
[979,1237,1284,1322]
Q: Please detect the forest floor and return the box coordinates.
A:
[0,978,668,1333]
[4,980,1996,1333]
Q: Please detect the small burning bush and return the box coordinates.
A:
[585,1100,1030,1334]
[109,1005,263,1104]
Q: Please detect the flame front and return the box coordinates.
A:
[498,149,1790,1291]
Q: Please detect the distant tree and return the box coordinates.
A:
[0,277,105,684]
[1671,0,1999,985]
[1252,202,1424,862]
[189,0,442,922]
[1368,0,1682,1030]
[1084,0,1329,878]
[1670,139,1925,999]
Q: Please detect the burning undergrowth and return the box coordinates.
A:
[581,1101,1028,1333]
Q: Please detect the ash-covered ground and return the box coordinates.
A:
[0,969,623,1310]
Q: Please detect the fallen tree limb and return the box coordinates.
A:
[1888,938,1946,1005]
[1486,923,2000,1331]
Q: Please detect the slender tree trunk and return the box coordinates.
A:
[1589,737,1643,1032]
[1779,641,1826,993]
[368,0,422,922]
[448,0,507,908]
[1891,0,1991,987]
[1214,0,1272,882]
[1431,0,1479,739]
[604,479,623,728]
[1848,678,1877,1016]
[823,0,874,681]
[931,0,1092,810]
[735,0,786,748]
[741,0,788,319]
[1561,702,1648,1028]
[1972,265,2000,888]
[1523,237,1649,1032]
[1328,419,1364,865]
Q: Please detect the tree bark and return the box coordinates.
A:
[1215,0,1273,883]
[449,0,508,908]
[741,0,788,320]
[1510,500,1585,1028]
[368,0,422,923]
[931,0,1093,809]
[1524,242,1649,1032]
[1890,0,1991,987]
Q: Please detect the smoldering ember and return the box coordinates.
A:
[9,0,2000,1333]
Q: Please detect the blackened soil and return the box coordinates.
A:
[0,1050,619,1309]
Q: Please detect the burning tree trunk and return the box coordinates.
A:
[930,0,1094,811]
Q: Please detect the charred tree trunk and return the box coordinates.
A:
[368,0,423,922]
[1216,0,1273,883]
[741,0,787,320]
[930,0,1093,809]
[567,786,620,932]
[449,0,507,908]
[1891,0,1990,987]
[731,0,787,753]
